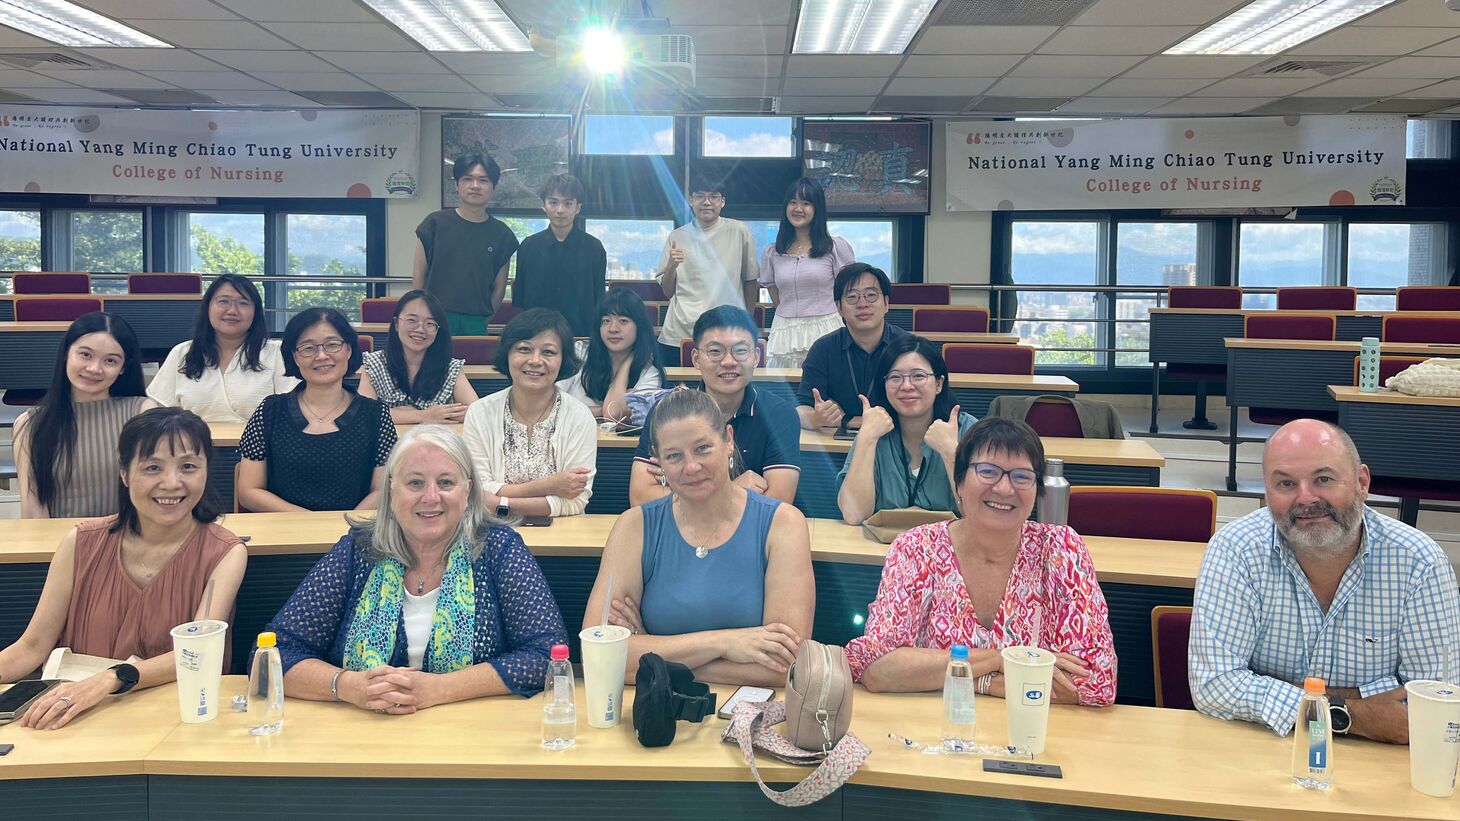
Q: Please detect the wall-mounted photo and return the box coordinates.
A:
[441,115,572,210]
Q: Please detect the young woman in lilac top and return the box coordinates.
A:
[761,176,856,368]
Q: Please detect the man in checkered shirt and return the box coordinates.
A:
[1190,419,1460,744]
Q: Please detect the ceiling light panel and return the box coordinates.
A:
[793,0,938,54]
[361,0,530,52]
[0,0,172,47]
[1165,0,1401,56]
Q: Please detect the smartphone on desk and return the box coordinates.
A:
[518,515,553,527]
[832,422,857,441]
[718,685,775,719]
[0,680,61,724]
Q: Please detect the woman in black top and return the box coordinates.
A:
[237,308,396,512]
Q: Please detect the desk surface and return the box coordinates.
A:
[1328,385,1460,408]
[0,321,70,332]
[1224,339,1460,355]
[1,677,1444,820]
[455,364,1078,392]
[1153,307,1460,319]
[354,324,1020,346]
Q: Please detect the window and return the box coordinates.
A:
[285,214,368,321]
[1348,222,1448,311]
[583,115,674,155]
[1115,222,1202,366]
[1236,222,1333,309]
[1009,220,1101,366]
[702,116,795,158]
[66,210,143,293]
[830,220,895,278]
[184,213,265,275]
[1407,120,1450,159]
[0,209,42,288]
[586,218,674,280]
[495,216,548,300]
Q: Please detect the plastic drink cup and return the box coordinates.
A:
[1001,646,1057,755]
[171,619,227,724]
[579,624,630,728]
[1405,680,1460,797]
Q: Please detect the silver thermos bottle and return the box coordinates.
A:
[1038,458,1070,526]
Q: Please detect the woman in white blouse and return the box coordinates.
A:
[463,309,597,519]
[148,275,297,423]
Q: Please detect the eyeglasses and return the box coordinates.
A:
[295,339,347,358]
[884,370,933,387]
[212,296,252,311]
[399,316,439,333]
[969,462,1038,490]
[699,344,755,363]
[841,289,883,306]
[689,192,724,204]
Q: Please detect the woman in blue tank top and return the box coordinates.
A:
[583,389,814,686]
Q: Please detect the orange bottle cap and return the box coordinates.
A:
[1303,677,1326,694]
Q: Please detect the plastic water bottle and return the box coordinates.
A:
[1291,677,1333,790]
[941,644,976,750]
[1037,458,1070,526]
[541,643,576,750]
[246,631,284,736]
[1359,336,1381,392]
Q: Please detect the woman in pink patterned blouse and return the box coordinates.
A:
[847,417,1117,706]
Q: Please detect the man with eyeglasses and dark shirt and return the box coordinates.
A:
[630,305,800,506]
[796,263,910,431]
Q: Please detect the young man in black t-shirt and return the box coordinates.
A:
[412,152,519,335]
[513,173,607,339]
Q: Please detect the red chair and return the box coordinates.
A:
[1382,315,1460,344]
[751,305,766,328]
[1067,486,1218,542]
[1165,287,1244,430]
[360,298,396,324]
[1243,313,1335,341]
[453,336,500,364]
[1151,606,1194,711]
[1395,286,1460,311]
[1021,397,1084,438]
[1168,286,1241,309]
[489,302,522,325]
[610,280,668,302]
[1276,287,1355,311]
[912,307,990,334]
[942,344,1035,375]
[12,272,91,294]
[14,297,103,322]
[679,338,767,367]
[889,283,950,305]
[357,335,374,353]
[127,273,200,294]
[1352,355,1429,387]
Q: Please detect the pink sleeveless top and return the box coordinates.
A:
[58,517,241,665]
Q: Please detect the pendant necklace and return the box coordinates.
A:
[694,544,710,559]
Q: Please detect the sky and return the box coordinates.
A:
[585,114,794,156]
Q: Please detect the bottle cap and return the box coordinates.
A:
[950,644,969,661]
[551,643,570,661]
[256,631,276,648]
[1303,676,1325,694]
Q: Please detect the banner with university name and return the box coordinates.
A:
[0,106,420,199]
[945,114,1406,211]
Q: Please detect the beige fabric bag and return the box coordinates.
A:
[861,507,956,544]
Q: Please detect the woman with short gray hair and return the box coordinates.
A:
[268,425,567,712]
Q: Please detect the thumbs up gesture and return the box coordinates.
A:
[856,394,894,443]
[925,405,962,459]
[667,238,686,271]
[811,387,844,429]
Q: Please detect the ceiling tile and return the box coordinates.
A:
[250,72,378,92]
[898,55,1022,75]
[74,48,224,72]
[1090,77,1213,96]
[1398,79,1460,97]
[259,22,419,51]
[1121,54,1269,79]
[463,75,561,94]
[985,77,1106,97]
[914,26,1057,55]
[1351,56,1460,78]
[781,77,889,95]
[1145,97,1270,115]
[1192,76,1327,97]
[71,0,238,18]
[199,49,340,72]
[204,89,318,107]
[212,0,383,22]
[966,96,1069,113]
[0,69,78,88]
[1288,26,1457,56]
[696,55,785,78]
[695,77,779,96]
[0,28,54,48]
[31,68,174,89]
[320,51,450,74]
[6,87,133,104]
[1245,98,1372,115]
[649,0,795,26]
[878,95,973,113]
[434,53,551,74]
[1036,26,1194,56]
[1414,36,1460,57]
[393,91,498,109]
[129,21,296,50]
[1073,0,1246,26]
[143,71,277,90]
[1301,77,1435,97]
[678,27,786,55]
[1353,1,1460,27]
[357,74,476,93]
[884,77,995,95]
[777,96,872,114]
[785,55,903,78]
[1055,96,1167,114]
[1009,55,1143,77]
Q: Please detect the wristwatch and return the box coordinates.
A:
[1328,694,1352,735]
[495,496,511,517]
[110,663,140,695]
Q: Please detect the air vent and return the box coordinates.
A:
[0,52,109,70]
[968,96,1070,113]
[1242,59,1371,78]
[1246,98,1375,115]
[105,89,218,106]
[934,0,1098,26]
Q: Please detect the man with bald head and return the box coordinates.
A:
[1190,419,1459,744]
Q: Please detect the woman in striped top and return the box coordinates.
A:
[14,312,159,519]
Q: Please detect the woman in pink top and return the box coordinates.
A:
[0,408,247,729]
[761,177,856,368]
[847,417,1117,706]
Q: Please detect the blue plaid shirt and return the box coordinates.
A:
[1190,505,1460,736]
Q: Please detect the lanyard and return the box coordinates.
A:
[891,433,932,507]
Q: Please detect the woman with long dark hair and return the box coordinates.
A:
[358,290,477,424]
[557,287,664,421]
[148,274,298,423]
[15,312,158,518]
[761,176,855,368]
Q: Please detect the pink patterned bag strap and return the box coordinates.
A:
[721,700,871,807]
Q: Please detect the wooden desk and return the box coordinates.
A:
[1222,339,1460,490]
[1329,386,1460,524]
[2,678,1442,821]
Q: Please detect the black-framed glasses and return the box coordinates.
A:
[969,462,1038,490]
[295,339,347,358]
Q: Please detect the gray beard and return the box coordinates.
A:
[1273,497,1365,559]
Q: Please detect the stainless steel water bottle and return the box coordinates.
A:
[1037,458,1070,526]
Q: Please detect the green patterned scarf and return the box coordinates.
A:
[343,539,476,673]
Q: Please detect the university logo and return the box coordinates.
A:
[385,170,417,196]
[1369,176,1402,202]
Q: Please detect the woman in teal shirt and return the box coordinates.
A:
[837,335,977,524]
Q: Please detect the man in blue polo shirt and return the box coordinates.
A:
[630,305,800,506]
[797,262,909,430]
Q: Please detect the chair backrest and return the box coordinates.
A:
[1276,286,1355,311]
[1352,355,1430,386]
[453,335,500,364]
[1067,486,1218,542]
[942,344,1035,375]
[1382,314,1460,344]
[1243,313,1335,340]
[609,280,668,302]
[679,337,768,367]
[357,334,374,354]
[751,305,766,328]
[1151,606,1194,710]
[1021,397,1083,438]
[233,461,247,513]
[14,296,103,322]
[489,302,522,325]
[13,272,91,294]
[1168,286,1241,309]
[912,307,990,334]
[889,283,950,305]
[360,298,397,324]
[127,273,201,294]
[1395,286,1460,311]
